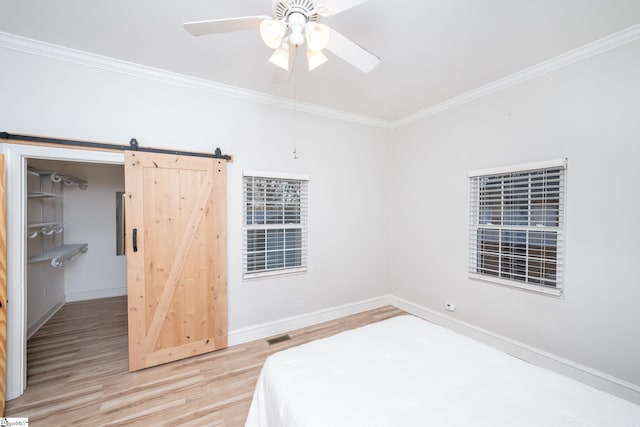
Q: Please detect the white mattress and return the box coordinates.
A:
[245,315,640,427]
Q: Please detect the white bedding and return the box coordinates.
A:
[245,315,640,427]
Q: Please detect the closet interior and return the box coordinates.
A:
[25,159,127,339]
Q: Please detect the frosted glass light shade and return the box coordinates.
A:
[307,49,328,71]
[305,23,331,51]
[269,45,290,71]
[260,19,287,49]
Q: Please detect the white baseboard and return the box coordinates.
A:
[65,287,128,302]
[27,295,65,339]
[28,290,639,405]
[228,295,393,347]
[389,295,640,405]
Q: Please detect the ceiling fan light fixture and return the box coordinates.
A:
[289,30,305,46]
[260,19,287,49]
[305,23,331,51]
[183,0,380,74]
[269,43,290,70]
[307,48,328,71]
[287,12,307,46]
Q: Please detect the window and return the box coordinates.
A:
[468,159,566,295]
[243,171,308,278]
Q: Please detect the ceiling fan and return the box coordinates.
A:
[183,0,380,74]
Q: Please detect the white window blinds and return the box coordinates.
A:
[243,172,308,278]
[469,159,567,294]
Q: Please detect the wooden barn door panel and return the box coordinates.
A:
[0,154,6,414]
[125,151,227,371]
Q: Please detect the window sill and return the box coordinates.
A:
[469,273,563,297]
[243,267,308,281]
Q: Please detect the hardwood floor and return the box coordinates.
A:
[5,297,405,426]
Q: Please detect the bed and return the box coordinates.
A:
[245,315,640,426]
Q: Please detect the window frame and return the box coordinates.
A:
[242,170,309,280]
[468,159,567,296]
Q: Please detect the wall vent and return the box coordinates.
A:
[267,334,292,345]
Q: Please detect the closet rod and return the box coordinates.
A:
[0,132,233,161]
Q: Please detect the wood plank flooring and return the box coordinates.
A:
[5,297,405,426]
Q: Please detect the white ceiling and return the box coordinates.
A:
[1,0,640,122]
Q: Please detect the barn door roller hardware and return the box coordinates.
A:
[0,132,233,162]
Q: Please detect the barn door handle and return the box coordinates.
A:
[132,228,138,252]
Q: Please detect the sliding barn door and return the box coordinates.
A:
[125,151,227,371]
[0,154,6,413]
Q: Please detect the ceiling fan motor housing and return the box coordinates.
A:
[273,0,320,23]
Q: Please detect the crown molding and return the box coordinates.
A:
[1,23,639,131]
[392,23,640,129]
[0,31,394,130]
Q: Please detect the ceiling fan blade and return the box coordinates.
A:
[325,28,380,73]
[317,0,369,17]
[183,16,270,36]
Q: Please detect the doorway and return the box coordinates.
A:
[3,143,124,400]
[25,158,126,337]
[4,141,230,401]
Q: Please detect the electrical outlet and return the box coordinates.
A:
[43,288,47,297]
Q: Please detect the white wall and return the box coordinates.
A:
[4,30,638,398]
[0,46,392,334]
[58,162,126,301]
[390,40,640,387]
